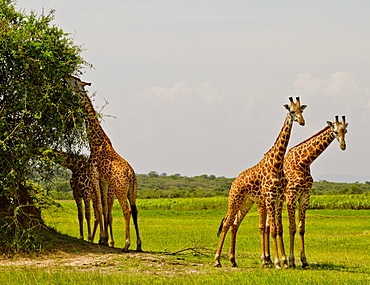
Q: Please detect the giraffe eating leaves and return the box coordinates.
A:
[64,76,142,252]
[214,97,307,269]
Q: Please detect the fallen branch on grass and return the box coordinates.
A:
[165,247,214,256]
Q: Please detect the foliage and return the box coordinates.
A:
[0,0,89,252]
[136,172,233,198]
[312,180,370,195]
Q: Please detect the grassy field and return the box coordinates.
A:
[1,197,370,284]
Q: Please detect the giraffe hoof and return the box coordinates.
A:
[214,262,222,267]
[98,239,109,246]
[302,263,309,269]
[262,263,271,268]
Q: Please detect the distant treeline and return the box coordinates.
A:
[137,171,370,199]
[38,169,370,200]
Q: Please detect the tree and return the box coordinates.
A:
[0,0,90,252]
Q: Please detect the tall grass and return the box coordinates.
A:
[309,193,370,209]
[135,194,370,211]
[136,196,228,210]
[131,193,370,211]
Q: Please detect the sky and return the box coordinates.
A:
[16,0,370,182]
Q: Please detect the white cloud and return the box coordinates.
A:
[293,71,365,104]
[325,72,358,96]
[147,81,191,100]
[293,72,324,95]
[196,81,221,104]
[136,80,221,107]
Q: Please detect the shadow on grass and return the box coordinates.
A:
[307,262,362,274]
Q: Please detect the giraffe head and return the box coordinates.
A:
[284,97,307,126]
[64,75,91,92]
[327,115,348,150]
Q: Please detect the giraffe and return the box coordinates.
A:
[51,150,93,241]
[64,76,142,252]
[51,150,116,246]
[214,97,307,269]
[281,115,348,268]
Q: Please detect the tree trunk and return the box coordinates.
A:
[0,183,42,226]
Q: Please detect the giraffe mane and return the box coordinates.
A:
[291,125,331,148]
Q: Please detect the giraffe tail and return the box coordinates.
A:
[217,218,225,237]
[128,175,139,229]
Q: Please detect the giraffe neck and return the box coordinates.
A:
[80,90,112,148]
[265,114,293,169]
[291,125,335,166]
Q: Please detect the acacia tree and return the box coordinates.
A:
[0,1,90,251]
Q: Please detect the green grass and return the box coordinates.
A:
[309,193,370,209]
[1,197,370,284]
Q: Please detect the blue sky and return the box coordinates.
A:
[17,0,370,181]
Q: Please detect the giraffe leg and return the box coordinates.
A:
[90,173,107,245]
[229,224,239,267]
[99,181,109,246]
[131,205,142,251]
[90,192,99,242]
[258,203,272,267]
[266,199,282,269]
[121,202,131,252]
[298,192,310,268]
[229,199,254,267]
[84,195,92,243]
[128,178,142,252]
[214,209,238,267]
[73,192,84,240]
[276,196,288,268]
[107,189,114,247]
[286,199,297,268]
[214,215,231,267]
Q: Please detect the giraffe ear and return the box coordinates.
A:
[327,121,333,127]
[284,104,290,111]
[301,105,307,111]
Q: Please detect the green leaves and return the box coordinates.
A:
[0,1,89,207]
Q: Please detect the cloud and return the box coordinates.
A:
[293,72,368,113]
[325,72,358,96]
[148,81,191,100]
[196,81,221,104]
[134,80,223,111]
[293,72,324,95]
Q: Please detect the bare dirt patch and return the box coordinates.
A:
[0,250,211,276]
[0,236,213,276]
